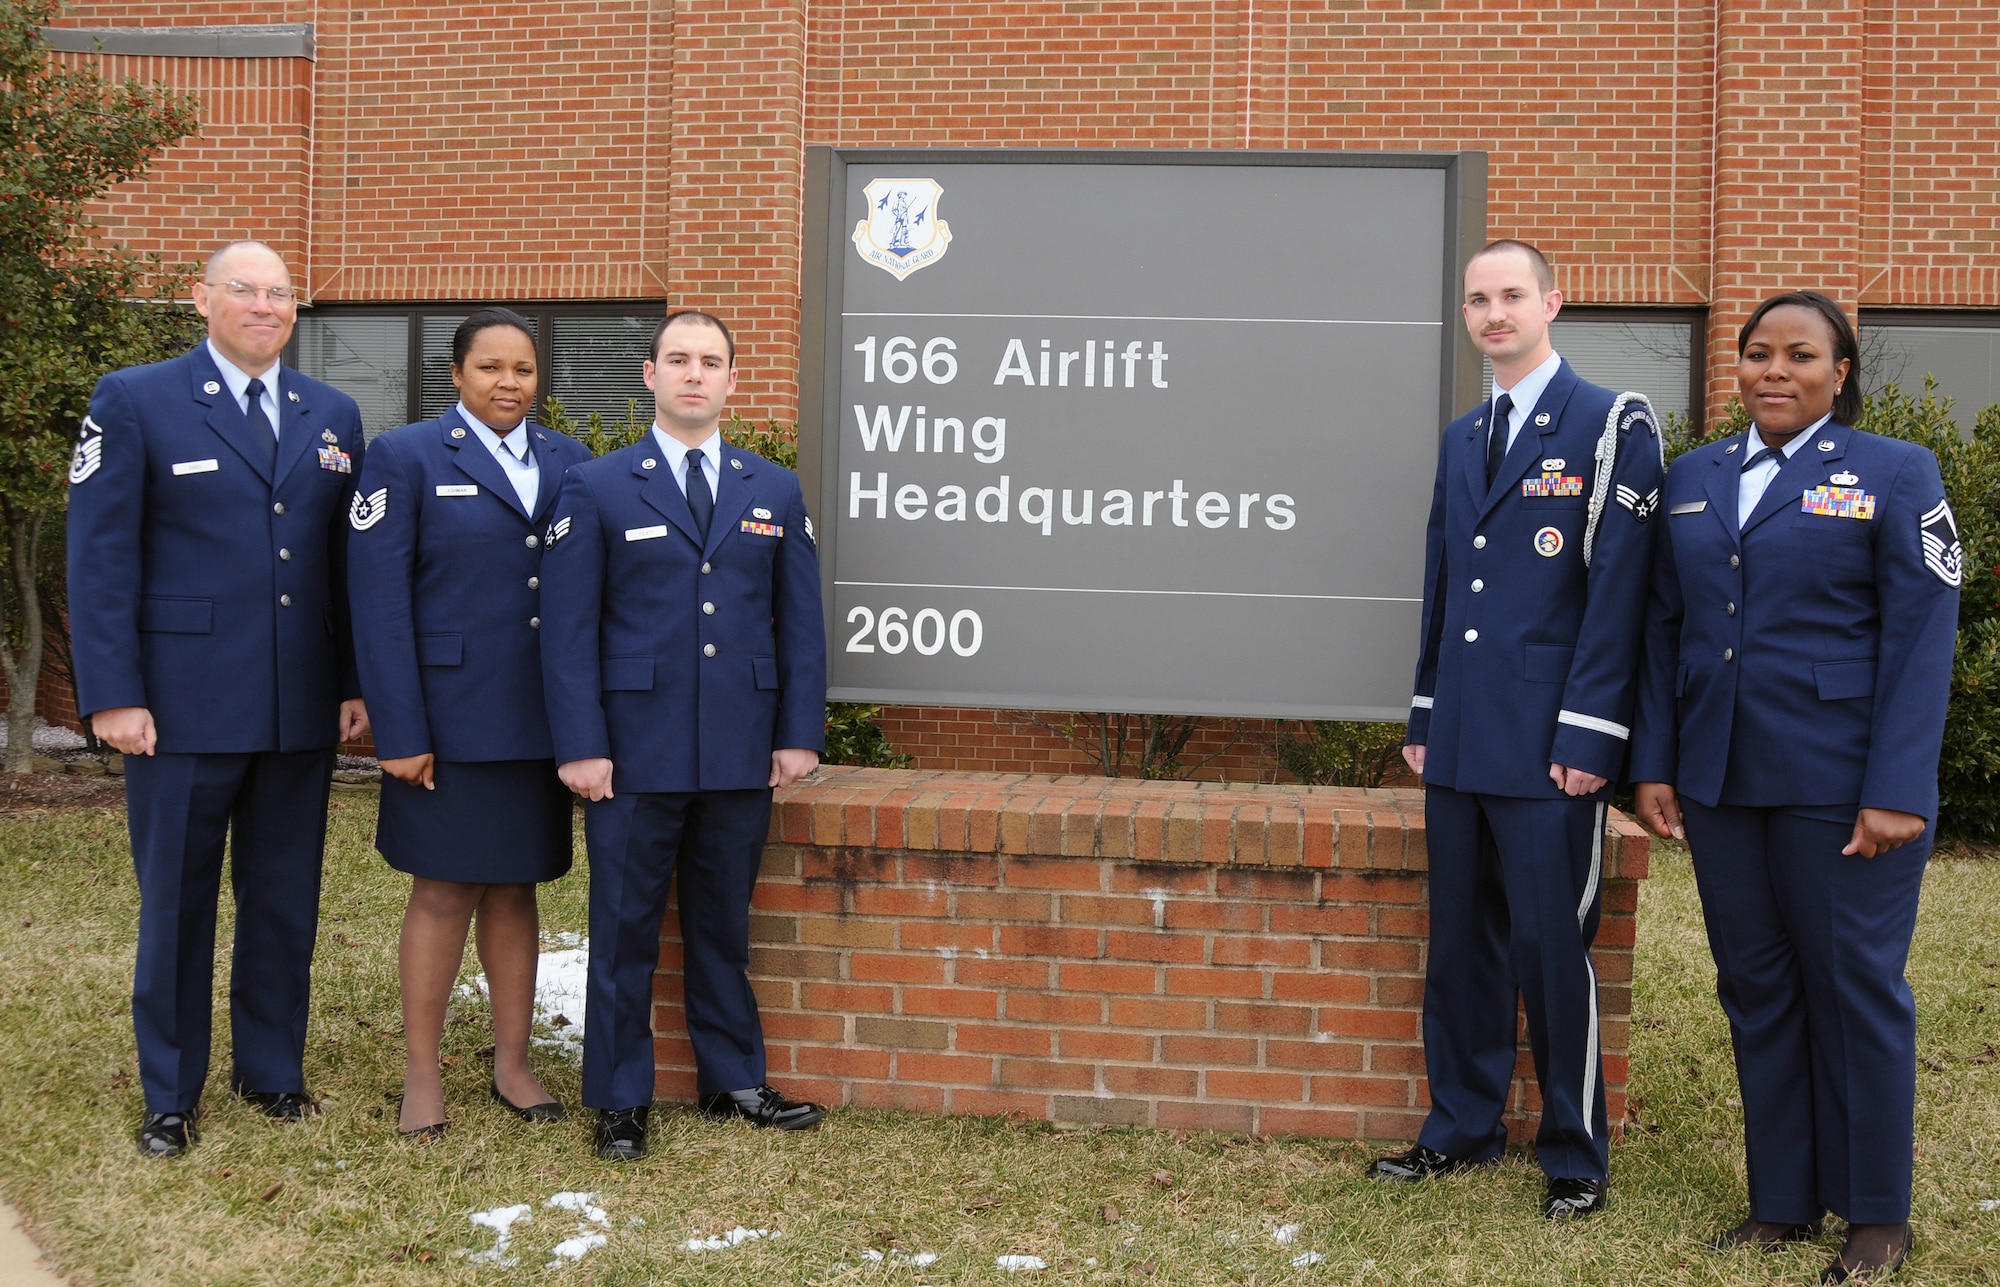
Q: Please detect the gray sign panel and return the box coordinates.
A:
[800,150,1485,720]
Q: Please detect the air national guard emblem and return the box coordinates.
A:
[852,177,952,280]
[349,487,388,531]
[1921,498,1964,587]
[69,416,105,484]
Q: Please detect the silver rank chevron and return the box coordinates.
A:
[69,416,105,484]
[348,486,388,531]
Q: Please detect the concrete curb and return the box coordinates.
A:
[0,1204,66,1286]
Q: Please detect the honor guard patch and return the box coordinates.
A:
[1802,485,1875,520]
[1616,484,1661,522]
[547,516,572,547]
[741,519,783,538]
[68,416,105,484]
[349,487,388,531]
[1534,526,1564,557]
[1617,403,1656,436]
[318,445,352,474]
[1521,473,1584,498]
[1921,498,1964,587]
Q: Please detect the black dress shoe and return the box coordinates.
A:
[1822,1222,1911,1283]
[491,1080,566,1123]
[236,1089,321,1121]
[594,1106,649,1160]
[138,1110,199,1158]
[1365,1143,1482,1181]
[698,1084,826,1131]
[1709,1215,1823,1251]
[1543,1176,1607,1219]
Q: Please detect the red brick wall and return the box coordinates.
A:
[650,767,1649,1140]
[871,706,1292,783]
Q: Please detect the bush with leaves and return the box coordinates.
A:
[1277,719,1408,789]
[538,397,909,770]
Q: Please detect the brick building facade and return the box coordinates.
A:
[31,0,2000,776]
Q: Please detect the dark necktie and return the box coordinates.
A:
[1740,444,1784,473]
[1484,393,1514,487]
[685,451,713,539]
[244,377,277,470]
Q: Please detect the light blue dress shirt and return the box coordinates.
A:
[1737,413,1830,528]
[205,339,280,438]
[460,402,540,514]
[1489,349,1565,456]
[652,425,721,499]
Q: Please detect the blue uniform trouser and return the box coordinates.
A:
[1417,784,1610,1180]
[1680,800,1929,1225]
[123,748,335,1112]
[582,788,774,1109]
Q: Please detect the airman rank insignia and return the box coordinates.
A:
[1616,484,1660,522]
[349,486,388,531]
[317,445,352,473]
[1533,526,1564,557]
[69,416,105,484]
[1521,473,1584,498]
[803,514,816,545]
[547,515,572,547]
[740,519,783,538]
[1801,485,1874,520]
[1921,498,1963,587]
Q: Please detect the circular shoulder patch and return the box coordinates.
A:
[1534,526,1564,557]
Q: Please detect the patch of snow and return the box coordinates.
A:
[685,1226,778,1252]
[1272,1224,1301,1245]
[1290,1251,1325,1268]
[995,1254,1047,1271]
[465,942,591,1060]
[547,1191,607,1225]
[548,1231,607,1264]
[862,1249,939,1266]
[466,1203,532,1266]
[1980,1199,2000,1212]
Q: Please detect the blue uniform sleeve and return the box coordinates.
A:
[773,475,829,753]
[65,374,150,717]
[347,434,429,758]
[329,403,366,705]
[538,466,611,765]
[1860,447,1960,818]
[1628,457,1690,786]
[1548,401,1665,779]
[1406,433,1450,747]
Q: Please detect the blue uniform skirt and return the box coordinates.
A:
[377,758,573,884]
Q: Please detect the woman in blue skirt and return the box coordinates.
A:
[349,309,593,1136]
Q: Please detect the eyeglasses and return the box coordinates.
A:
[209,280,299,304]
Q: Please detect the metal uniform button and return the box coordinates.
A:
[529,616,540,629]
[278,548,291,561]
[700,561,712,574]
[272,502,285,515]
[1723,648,1735,662]
[525,534,539,549]
[1471,579,1484,593]
[1729,554,1740,569]
[279,594,292,607]
[1464,629,1478,643]
[702,602,715,615]
[703,643,717,658]
[1473,535,1486,549]
[528,576,539,590]
[1725,602,1736,616]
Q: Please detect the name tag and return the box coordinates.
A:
[625,525,669,542]
[436,484,479,497]
[171,459,219,476]
[1669,500,1707,515]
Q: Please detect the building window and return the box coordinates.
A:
[291,304,662,440]
[1861,315,2000,432]
[1479,310,1703,425]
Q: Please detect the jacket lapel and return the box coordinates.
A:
[1700,438,1744,547]
[635,447,703,547]
[272,368,317,487]
[525,426,568,528]
[443,409,532,520]
[192,349,274,484]
[1742,423,1849,537]
[1479,361,1578,521]
[704,447,760,559]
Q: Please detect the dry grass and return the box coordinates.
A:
[1,794,1997,1285]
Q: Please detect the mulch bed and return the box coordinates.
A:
[0,769,126,818]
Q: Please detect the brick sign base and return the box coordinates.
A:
[649,767,1650,1142]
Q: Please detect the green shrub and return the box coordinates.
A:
[1276,720,1407,789]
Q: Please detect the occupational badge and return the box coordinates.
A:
[852,177,953,281]
[322,428,339,444]
[1921,498,1964,587]
[1830,472,1858,486]
[1533,526,1564,557]
[68,416,105,484]
[349,486,388,531]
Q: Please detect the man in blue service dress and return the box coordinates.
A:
[1374,240,1663,1218]
[66,241,369,1158]
[540,310,828,1160]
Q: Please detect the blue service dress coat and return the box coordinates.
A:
[1402,359,1664,1182]
[347,408,592,883]
[539,436,827,1106]
[65,342,364,1112]
[1629,422,1960,1226]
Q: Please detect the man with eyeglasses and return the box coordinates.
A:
[67,240,370,1159]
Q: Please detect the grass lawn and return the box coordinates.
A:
[1,792,1997,1285]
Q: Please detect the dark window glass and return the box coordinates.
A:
[293,315,409,440]
[1479,313,1701,424]
[549,315,654,431]
[1861,320,2000,432]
